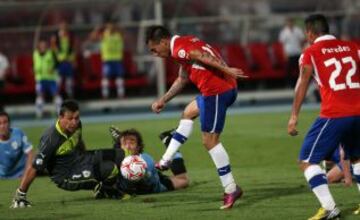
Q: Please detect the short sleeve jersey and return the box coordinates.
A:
[33,120,84,180]
[0,128,32,178]
[170,35,237,96]
[299,35,360,118]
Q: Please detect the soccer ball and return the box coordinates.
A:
[120,155,147,181]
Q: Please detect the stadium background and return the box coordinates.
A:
[0,0,360,219]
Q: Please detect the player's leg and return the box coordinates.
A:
[299,117,350,219]
[49,80,62,115]
[35,81,45,118]
[101,62,111,98]
[199,89,242,209]
[159,99,198,168]
[115,61,125,98]
[326,165,343,184]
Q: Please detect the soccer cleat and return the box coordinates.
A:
[308,207,341,220]
[109,125,122,143]
[155,159,171,171]
[159,128,175,148]
[353,204,360,215]
[220,185,243,210]
[10,189,31,208]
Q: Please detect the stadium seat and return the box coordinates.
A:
[81,51,148,93]
[223,44,251,77]
[246,42,285,80]
[3,54,35,96]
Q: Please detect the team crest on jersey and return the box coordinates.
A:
[178,49,186,58]
[11,141,19,150]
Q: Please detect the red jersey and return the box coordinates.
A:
[170,35,237,96]
[299,35,360,118]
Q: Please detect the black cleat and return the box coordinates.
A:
[159,129,175,147]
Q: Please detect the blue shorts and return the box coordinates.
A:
[299,116,360,164]
[36,80,58,96]
[57,61,74,77]
[102,61,125,78]
[196,89,237,133]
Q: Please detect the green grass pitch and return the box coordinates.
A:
[0,110,359,219]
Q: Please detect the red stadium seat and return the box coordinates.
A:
[4,54,35,96]
[81,51,148,93]
[223,44,251,77]
[246,42,285,80]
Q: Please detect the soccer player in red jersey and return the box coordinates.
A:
[288,14,360,219]
[146,26,247,209]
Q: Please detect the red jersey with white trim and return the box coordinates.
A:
[299,35,360,118]
[170,35,237,96]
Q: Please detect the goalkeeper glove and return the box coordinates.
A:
[10,188,31,208]
[109,125,122,143]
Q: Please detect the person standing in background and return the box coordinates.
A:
[51,21,76,98]
[33,40,62,118]
[279,17,305,87]
[91,20,125,99]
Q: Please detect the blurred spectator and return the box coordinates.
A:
[0,111,34,179]
[51,21,76,98]
[0,51,9,107]
[91,21,125,99]
[33,40,62,118]
[279,17,305,87]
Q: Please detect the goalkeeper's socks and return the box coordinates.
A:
[162,119,193,161]
[208,143,237,193]
[170,158,187,175]
[304,165,336,210]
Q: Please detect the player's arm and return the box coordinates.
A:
[151,66,189,113]
[288,64,313,136]
[188,49,247,79]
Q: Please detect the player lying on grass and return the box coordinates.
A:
[109,126,189,195]
[11,100,126,208]
[326,145,352,186]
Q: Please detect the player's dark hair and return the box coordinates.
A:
[120,128,144,154]
[145,25,171,44]
[59,99,79,116]
[0,110,10,123]
[305,14,329,35]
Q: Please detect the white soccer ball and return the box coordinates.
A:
[120,155,147,181]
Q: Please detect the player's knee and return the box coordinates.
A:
[298,161,310,171]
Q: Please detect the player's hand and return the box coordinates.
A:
[10,189,31,208]
[287,116,298,136]
[224,67,248,79]
[151,99,165,114]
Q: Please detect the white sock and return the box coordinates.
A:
[101,78,109,98]
[304,165,336,210]
[54,95,62,114]
[65,78,73,97]
[162,119,193,161]
[115,78,124,98]
[208,143,236,193]
[35,96,44,118]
